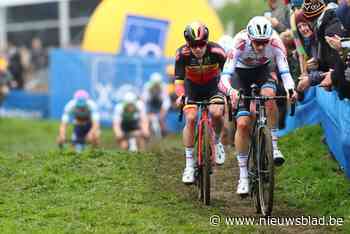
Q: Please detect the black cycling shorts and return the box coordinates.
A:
[232,64,277,118]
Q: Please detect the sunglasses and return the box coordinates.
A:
[189,41,207,48]
[252,40,269,46]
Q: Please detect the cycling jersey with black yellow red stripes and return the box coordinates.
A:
[174,42,226,101]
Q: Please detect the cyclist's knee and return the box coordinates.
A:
[236,118,250,132]
[261,88,276,110]
[210,108,224,120]
[184,108,197,123]
[261,87,275,97]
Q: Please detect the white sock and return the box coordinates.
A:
[271,128,278,151]
[237,153,248,178]
[185,147,194,168]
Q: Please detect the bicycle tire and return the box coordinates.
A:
[202,122,212,205]
[193,130,203,201]
[196,166,204,201]
[247,131,261,213]
[257,126,274,216]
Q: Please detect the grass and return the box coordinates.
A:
[0,118,348,233]
[0,118,253,233]
[277,126,350,232]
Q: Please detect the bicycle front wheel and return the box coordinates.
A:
[257,126,274,216]
[248,133,261,213]
[202,123,212,205]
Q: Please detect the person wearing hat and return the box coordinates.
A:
[302,0,345,91]
[289,0,308,75]
[294,10,325,92]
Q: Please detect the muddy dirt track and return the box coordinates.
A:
[149,136,338,233]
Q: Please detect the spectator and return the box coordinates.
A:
[25,37,49,92]
[295,11,321,92]
[302,0,344,91]
[324,35,350,99]
[336,0,350,36]
[289,0,308,74]
[7,42,24,89]
[0,56,13,105]
[265,0,291,33]
[30,37,48,71]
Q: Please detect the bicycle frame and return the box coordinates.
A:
[234,84,295,216]
[178,97,230,205]
[196,105,216,167]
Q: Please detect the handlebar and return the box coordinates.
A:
[178,96,231,122]
[233,88,296,117]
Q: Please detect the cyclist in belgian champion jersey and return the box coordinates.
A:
[219,16,297,195]
[175,21,227,184]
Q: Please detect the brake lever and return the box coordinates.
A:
[288,89,296,116]
[232,90,243,117]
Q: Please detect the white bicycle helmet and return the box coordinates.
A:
[246,16,273,41]
[123,91,138,104]
[149,72,163,84]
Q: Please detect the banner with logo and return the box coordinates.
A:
[120,15,169,58]
[49,49,173,126]
[0,90,48,118]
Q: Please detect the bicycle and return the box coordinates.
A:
[234,84,295,216]
[179,96,232,205]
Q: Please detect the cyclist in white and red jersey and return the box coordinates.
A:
[219,16,296,195]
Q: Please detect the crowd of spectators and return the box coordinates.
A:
[0,37,49,94]
[266,0,350,100]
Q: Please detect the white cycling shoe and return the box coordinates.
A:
[273,149,285,166]
[215,142,226,165]
[236,177,249,195]
[182,167,195,184]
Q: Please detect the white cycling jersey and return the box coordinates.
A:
[113,100,147,123]
[61,99,100,124]
[219,30,295,95]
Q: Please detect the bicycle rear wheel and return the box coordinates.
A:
[202,123,212,205]
[257,126,274,216]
